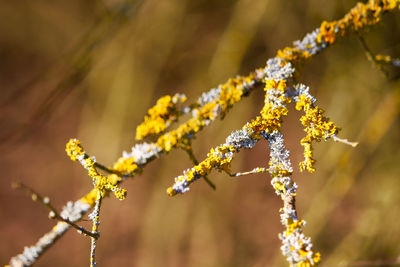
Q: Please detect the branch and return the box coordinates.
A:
[228,167,269,177]
[331,135,359,147]
[182,143,216,190]
[358,35,390,79]
[12,182,97,239]
[89,191,103,267]
[9,1,400,265]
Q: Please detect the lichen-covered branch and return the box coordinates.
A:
[8,1,400,266]
[89,191,103,267]
[12,182,97,239]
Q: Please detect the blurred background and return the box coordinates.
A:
[1,0,400,266]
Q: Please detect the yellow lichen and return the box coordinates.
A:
[66,139,128,201]
[65,139,84,161]
[113,157,139,174]
[58,2,400,266]
[136,94,186,140]
[295,92,338,173]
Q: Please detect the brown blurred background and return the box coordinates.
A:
[1,0,400,266]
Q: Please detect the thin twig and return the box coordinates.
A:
[90,191,103,267]
[331,135,358,147]
[183,144,216,190]
[225,167,292,177]
[358,36,390,79]
[93,161,126,176]
[81,153,123,176]
[12,182,98,239]
[228,167,269,177]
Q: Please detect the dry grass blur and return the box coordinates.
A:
[1,0,400,266]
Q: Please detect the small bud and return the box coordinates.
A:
[49,211,56,219]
